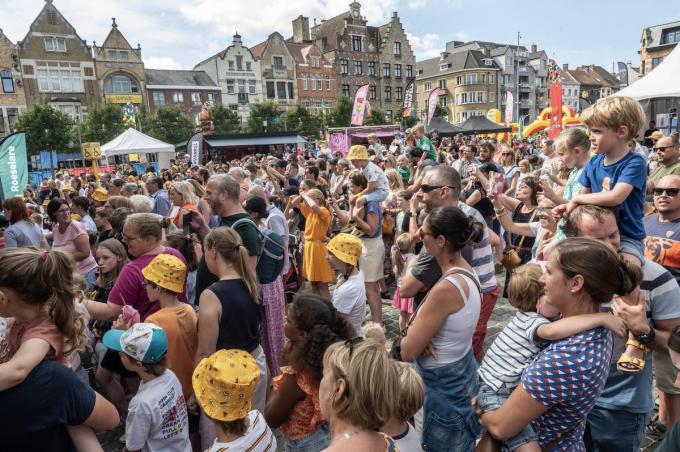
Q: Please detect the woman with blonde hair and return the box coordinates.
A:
[291,188,334,299]
[186,178,212,225]
[196,226,267,448]
[499,146,520,196]
[380,361,425,451]
[320,339,400,451]
[168,180,199,229]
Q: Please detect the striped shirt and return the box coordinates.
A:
[478,311,550,392]
[458,202,498,292]
[208,410,276,451]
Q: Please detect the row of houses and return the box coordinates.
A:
[0,0,416,139]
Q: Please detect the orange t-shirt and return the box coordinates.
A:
[272,366,325,440]
[146,304,198,397]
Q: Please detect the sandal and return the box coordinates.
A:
[616,338,651,374]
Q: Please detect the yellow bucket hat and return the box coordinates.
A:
[142,254,187,294]
[61,184,74,192]
[192,349,259,421]
[327,233,363,267]
[347,144,369,160]
[70,213,82,222]
[91,188,109,202]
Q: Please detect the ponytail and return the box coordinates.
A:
[0,248,86,357]
[205,227,260,303]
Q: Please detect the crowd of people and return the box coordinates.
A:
[0,95,680,452]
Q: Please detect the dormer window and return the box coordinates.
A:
[44,37,66,52]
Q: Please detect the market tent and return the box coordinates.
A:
[427,117,467,136]
[458,116,513,135]
[613,45,680,100]
[101,128,176,169]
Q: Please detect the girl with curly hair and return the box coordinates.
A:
[265,293,355,451]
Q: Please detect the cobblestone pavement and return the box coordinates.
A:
[99,273,665,451]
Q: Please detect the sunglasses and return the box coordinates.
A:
[653,146,677,152]
[420,184,454,193]
[653,187,680,197]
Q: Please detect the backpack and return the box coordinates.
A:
[231,218,285,284]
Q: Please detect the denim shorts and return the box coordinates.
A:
[619,235,644,265]
[478,380,538,451]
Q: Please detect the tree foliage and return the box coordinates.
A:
[210,104,241,134]
[396,106,419,128]
[325,96,352,128]
[279,105,323,138]
[80,103,126,144]
[246,101,281,133]
[13,103,75,155]
[364,107,387,126]
[146,106,196,144]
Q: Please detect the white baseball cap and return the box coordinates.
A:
[103,323,168,364]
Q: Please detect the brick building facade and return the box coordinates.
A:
[93,18,146,108]
[145,69,220,125]
[377,12,415,122]
[17,0,99,121]
[0,29,27,138]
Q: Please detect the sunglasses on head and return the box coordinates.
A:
[420,184,454,193]
[653,187,680,197]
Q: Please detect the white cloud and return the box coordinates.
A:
[143,56,183,70]
[407,32,444,59]
[454,31,470,42]
[408,0,428,8]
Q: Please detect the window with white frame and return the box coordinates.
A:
[384,86,391,101]
[395,64,402,77]
[172,92,184,104]
[342,84,350,97]
[406,65,413,78]
[369,85,376,100]
[37,69,82,92]
[44,37,66,52]
[351,35,363,52]
[208,93,217,102]
[236,55,243,70]
[394,42,401,56]
[249,80,256,94]
[383,63,390,77]
[272,56,284,69]
[457,76,463,85]
[153,91,165,106]
[368,61,376,76]
[228,60,234,70]
[1,70,15,93]
[340,60,349,74]
[226,79,235,94]
[326,79,331,91]
[354,60,363,75]
[396,86,403,100]
[303,77,308,90]
[229,104,238,111]
[191,92,201,105]
[193,112,200,125]
[467,73,477,84]
[104,74,138,94]
[439,96,447,107]
[438,79,446,89]
[310,77,316,91]
[424,81,432,91]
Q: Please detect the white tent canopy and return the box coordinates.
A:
[614,45,680,100]
[101,128,175,156]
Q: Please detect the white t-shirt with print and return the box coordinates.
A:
[208,410,276,452]
[362,161,389,192]
[332,272,367,338]
[126,369,191,452]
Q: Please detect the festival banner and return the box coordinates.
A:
[402,79,416,117]
[329,131,350,156]
[548,59,563,139]
[427,87,442,124]
[505,91,514,124]
[350,84,370,126]
[0,132,28,200]
[186,131,204,166]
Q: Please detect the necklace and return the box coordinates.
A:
[332,429,366,443]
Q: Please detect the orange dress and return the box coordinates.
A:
[299,203,334,283]
[171,203,199,227]
[272,366,326,440]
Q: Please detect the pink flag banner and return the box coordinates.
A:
[505,91,514,123]
[329,131,350,156]
[427,87,442,124]
[351,84,370,126]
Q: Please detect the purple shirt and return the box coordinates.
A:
[108,247,187,320]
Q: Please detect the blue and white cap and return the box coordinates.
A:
[103,323,168,364]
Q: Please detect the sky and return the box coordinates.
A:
[2,0,680,72]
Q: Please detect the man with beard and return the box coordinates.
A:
[400,165,500,362]
[194,174,263,299]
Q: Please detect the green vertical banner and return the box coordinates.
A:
[0,132,29,200]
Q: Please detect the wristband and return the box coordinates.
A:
[494,207,506,216]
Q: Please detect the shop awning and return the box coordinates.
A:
[204,133,306,148]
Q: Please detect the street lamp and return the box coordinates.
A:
[44,127,55,180]
[519,114,531,140]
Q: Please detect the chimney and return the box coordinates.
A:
[531,43,537,53]
[562,63,569,71]
[392,11,398,20]
[292,15,310,43]
[440,51,450,60]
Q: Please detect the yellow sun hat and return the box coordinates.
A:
[91,188,109,202]
[141,254,187,294]
[61,183,74,192]
[347,144,369,161]
[192,349,259,421]
[327,233,363,267]
[70,213,82,222]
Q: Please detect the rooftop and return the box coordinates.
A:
[417,49,498,79]
[144,69,218,87]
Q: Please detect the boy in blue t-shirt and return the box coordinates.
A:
[554,95,648,373]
